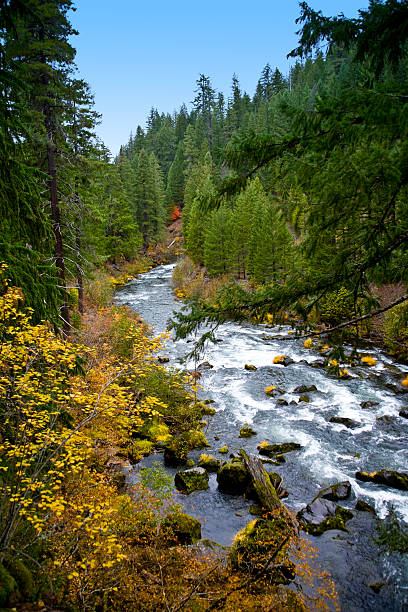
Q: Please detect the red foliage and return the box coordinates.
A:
[171,205,181,220]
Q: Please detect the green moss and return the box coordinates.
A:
[230,517,296,583]
[217,461,249,495]
[129,439,154,462]
[239,425,257,438]
[303,506,354,536]
[219,445,229,454]
[198,454,221,472]
[161,512,202,545]
[0,564,17,607]
[5,558,33,600]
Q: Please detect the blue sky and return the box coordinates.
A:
[70,1,368,156]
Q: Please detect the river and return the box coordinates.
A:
[115,262,408,611]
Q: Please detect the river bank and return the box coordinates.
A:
[115,262,408,611]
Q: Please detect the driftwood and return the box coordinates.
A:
[242,451,281,512]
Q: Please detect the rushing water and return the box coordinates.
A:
[115,262,408,611]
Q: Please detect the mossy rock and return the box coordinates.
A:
[175,467,209,494]
[5,557,33,600]
[202,405,216,415]
[186,459,195,468]
[0,564,17,608]
[258,441,302,457]
[160,512,202,545]
[185,429,210,450]
[293,384,317,393]
[164,429,210,467]
[203,399,215,405]
[329,416,359,428]
[355,469,408,491]
[245,364,257,371]
[164,437,189,467]
[218,445,229,454]
[217,460,250,495]
[198,454,221,472]
[355,499,376,515]
[297,498,353,535]
[230,517,296,583]
[314,481,352,503]
[299,394,310,403]
[239,425,257,438]
[128,439,154,462]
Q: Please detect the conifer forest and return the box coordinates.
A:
[1,1,408,610]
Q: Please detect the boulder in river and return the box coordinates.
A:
[355,469,408,491]
[293,384,317,394]
[174,467,209,494]
[217,459,250,495]
[355,499,376,515]
[329,416,359,428]
[218,445,229,454]
[299,394,310,403]
[360,400,379,409]
[399,409,408,419]
[157,356,170,363]
[277,398,289,406]
[239,425,257,438]
[297,498,354,535]
[314,481,352,502]
[198,361,213,370]
[230,517,296,583]
[197,454,221,472]
[257,441,302,457]
[160,512,202,545]
[272,355,295,366]
[245,364,257,371]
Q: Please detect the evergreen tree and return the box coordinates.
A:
[204,207,234,276]
[165,141,185,213]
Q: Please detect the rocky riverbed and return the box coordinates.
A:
[115,262,408,611]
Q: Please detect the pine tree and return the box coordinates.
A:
[204,207,234,276]
[165,141,185,213]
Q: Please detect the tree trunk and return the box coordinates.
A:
[242,450,281,511]
[43,98,70,336]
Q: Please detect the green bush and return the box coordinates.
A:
[319,287,354,325]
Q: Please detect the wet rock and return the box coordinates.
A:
[239,425,257,438]
[277,398,288,406]
[299,394,310,403]
[197,454,221,472]
[314,481,352,502]
[309,360,325,368]
[160,512,201,545]
[202,404,215,415]
[376,415,393,424]
[282,356,295,366]
[157,355,170,363]
[360,400,379,409]
[329,416,359,428]
[297,498,354,535]
[369,582,385,593]
[203,399,215,404]
[260,456,286,466]
[257,441,302,457]
[245,364,257,371]
[355,500,376,515]
[355,469,408,491]
[214,435,220,441]
[399,409,408,419]
[218,445,228,454]
[175,467,209,494]
[198,361,213,369]
[293,384,317,394]
[217,460,250,495]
